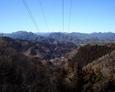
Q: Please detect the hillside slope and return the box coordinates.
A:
[0,36,115,92]
[0,37,77,59]
[82,50,115,92]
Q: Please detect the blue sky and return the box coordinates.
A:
[0,0,115,33]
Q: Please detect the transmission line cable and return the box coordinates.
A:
[62,0,64,32]
[37,0,50,32]
[68,0,72,32]
[22,0,40,32]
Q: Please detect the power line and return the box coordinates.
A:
[68,0,72,32]
[37,0,50,32]
[62,0,64,32]
[22,0,40,32]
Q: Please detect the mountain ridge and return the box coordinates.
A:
[1,31,115,45]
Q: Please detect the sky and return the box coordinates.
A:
[0,0,115,33]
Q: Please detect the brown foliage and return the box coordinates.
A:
[72,44,114,67]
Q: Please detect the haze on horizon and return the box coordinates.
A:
[0,0,115,33]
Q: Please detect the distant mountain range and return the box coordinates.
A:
[1,31,115,45]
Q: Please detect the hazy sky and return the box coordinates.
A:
[0,0,115,33]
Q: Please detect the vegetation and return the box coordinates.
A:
[0,37,114,92]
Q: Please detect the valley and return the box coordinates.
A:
[0,31,115,92]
